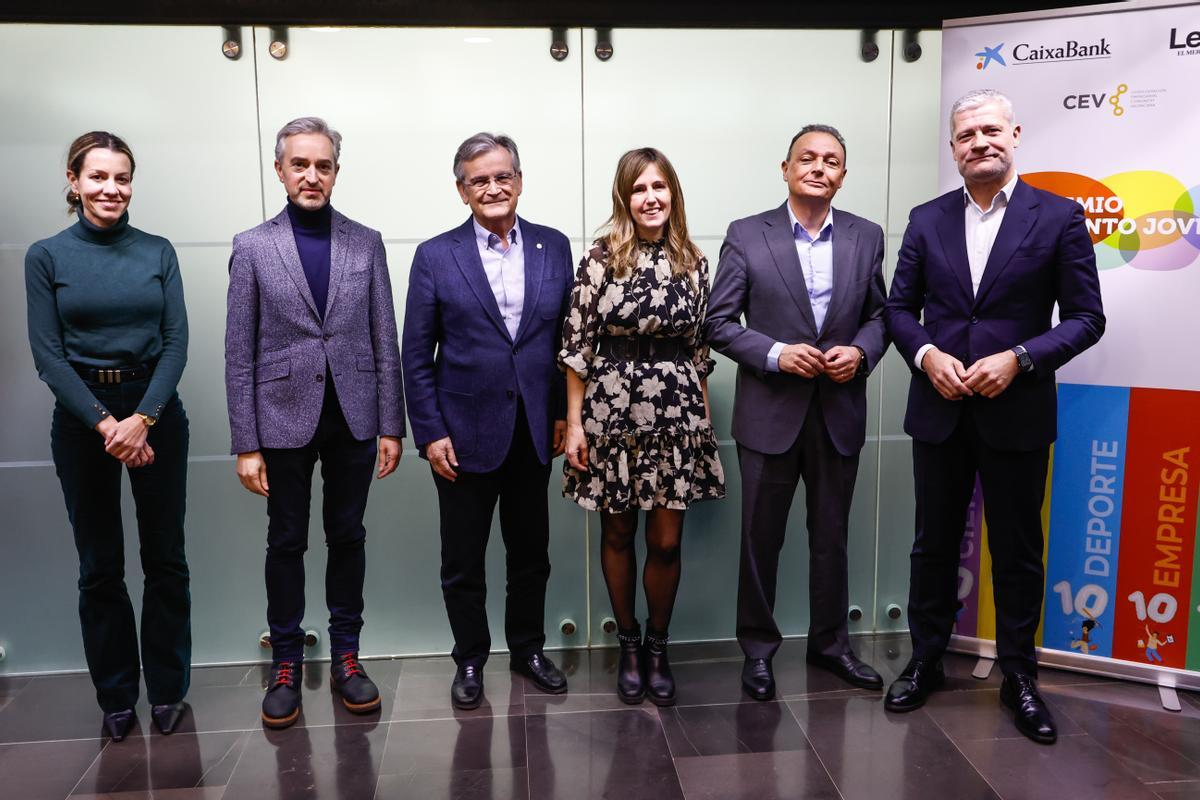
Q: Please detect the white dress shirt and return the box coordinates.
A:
[914,173,1019,371]
[473,217,525,340]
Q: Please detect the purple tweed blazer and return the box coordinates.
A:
[224,206,404,454]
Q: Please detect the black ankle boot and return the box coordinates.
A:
[616,625,646,704]
[644,626,676,706]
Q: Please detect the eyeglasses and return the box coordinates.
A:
[464,172,517,191]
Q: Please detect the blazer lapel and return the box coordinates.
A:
[451,218,511,341]
[935,194,975,304]
[270,209,321,321]
[763,204,818,335]
[973,180,1038,310]
[323,211,351,320]
[513,218,544,345]
[822,209,858,331]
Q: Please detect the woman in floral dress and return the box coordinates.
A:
[560,147,725,706]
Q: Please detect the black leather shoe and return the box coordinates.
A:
[151,702,186,735]
[644,629,676,706]
[1001,674,1057,744]
[261,661,302,729]
[884,659,944,712]
[806,650,884,690]
[615,626,645,704]
[330,652,382,714]
[451,664,484,710]
[511,652,568,695]
[741,657,776,701]
[102,709,135,742]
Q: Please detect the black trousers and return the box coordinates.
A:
[432,406,551,667]
[736,392,860,661]
[909,405,1049,677]
[260,382,377,662]
[50,378,190,713]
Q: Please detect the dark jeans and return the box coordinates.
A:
[432,407,551,666]
[50,378,191,713]
[260,384,377,662]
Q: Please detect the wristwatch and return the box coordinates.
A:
[1011,345,1034,373]
[854,346,868,376]
[136,413,158,428]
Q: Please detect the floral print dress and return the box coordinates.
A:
[559,239,726,512]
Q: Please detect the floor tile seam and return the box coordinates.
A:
[522,707,531,800]
[780,697,848,800]
[922,708,1005,800]
[65,739,110,799]
[196,732,249,789]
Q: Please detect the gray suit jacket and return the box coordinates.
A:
[704,203,888,457]
[224,207,404,454]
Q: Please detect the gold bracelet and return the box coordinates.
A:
[136,413,157,428]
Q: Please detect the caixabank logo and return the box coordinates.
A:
[974,37,1112,68]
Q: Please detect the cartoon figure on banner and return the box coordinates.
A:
[1139,625,1173,663]
[1068,609,1100,654]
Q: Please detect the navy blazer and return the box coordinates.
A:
[884,179,1105,451]
[402,216,573,473]
[705,204,888,457]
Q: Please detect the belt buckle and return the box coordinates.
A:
[114,369,121,384]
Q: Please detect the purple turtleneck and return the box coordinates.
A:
[286,200,332,320]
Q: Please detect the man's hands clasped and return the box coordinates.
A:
[777,343,863,384]
[921,347,1020,401]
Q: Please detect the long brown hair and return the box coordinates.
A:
[65,131,136,214]
[601,148,703,280]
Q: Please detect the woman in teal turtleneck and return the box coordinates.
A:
[25,132,191,742]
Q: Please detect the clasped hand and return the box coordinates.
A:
[96,415,154,468]
[777,343,861,383]
[921,348,1019,400]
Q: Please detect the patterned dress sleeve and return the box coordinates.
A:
[558,243,608,381]
[691,254,716,379]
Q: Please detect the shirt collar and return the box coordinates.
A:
[963,173,1019,216]
[473,217,520,252]
[786,203,834,243]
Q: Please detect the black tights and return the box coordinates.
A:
[599,508,684,633]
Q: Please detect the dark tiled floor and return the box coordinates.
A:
[0,636,1196,799]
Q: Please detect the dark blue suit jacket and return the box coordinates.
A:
[884,179,1105,451]
[402,216,572,473]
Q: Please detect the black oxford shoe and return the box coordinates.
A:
[806,650,884,690]
[741,657,776,701]
[330,652,382,714]
[884,659,945,712]
[451,664,484,710]
[151,702,187,735]
[261,661,302,729]
[511,652,568,695]
[102,709,136,742]
[1001,674,1057,744]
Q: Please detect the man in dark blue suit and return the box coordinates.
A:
[402,133,572,709]
[883,90,1104,743]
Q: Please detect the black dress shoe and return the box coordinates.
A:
[741,657,776,701]
[330,652,382,714]
[451,664,484,710]
[884,659,945,712]
[1001,674,1057,744]
[511,652,567,695]
[644,628,676,707]
[261,661,302,729]
[806,650,884,690]
[151,702,187,735]
[102,709,136,742]
[615,626,645,704]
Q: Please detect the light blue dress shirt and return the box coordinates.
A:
[765,205,835,372]
[473,217,525,340]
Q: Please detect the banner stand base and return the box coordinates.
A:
[971,657,995,680]
[1159,686,1183,713]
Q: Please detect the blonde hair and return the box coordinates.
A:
[600,148,704,280]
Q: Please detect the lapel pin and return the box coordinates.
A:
[536,242,543,249]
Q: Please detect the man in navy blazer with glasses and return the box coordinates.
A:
[402,132,573,710]
[883,89,1104,744]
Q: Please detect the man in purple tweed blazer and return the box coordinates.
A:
[225,117,404,729]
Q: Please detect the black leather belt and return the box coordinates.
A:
[596,335,691,362]
[72,363,154,384]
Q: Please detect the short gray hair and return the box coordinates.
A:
[949,89,1015,132]
[786,124,847,163]
[274,116,342,164]
[453,132,521,183]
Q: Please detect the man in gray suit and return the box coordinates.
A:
[705,124,888,699]
[225,117,404,728]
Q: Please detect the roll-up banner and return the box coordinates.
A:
[941,1,1200,676]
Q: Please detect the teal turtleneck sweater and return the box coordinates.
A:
[25,210,188,427]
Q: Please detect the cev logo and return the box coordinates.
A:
[1062,83,1129,116]
[975,43,1006,69]
[1109,83,1128,116]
